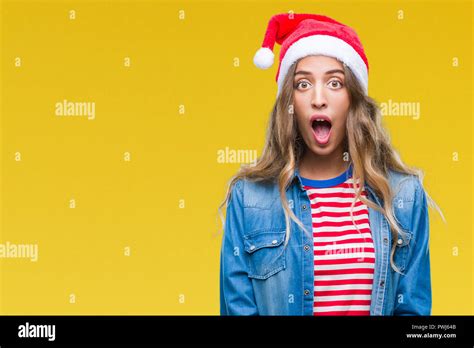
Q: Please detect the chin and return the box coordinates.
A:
[309,143,334,156]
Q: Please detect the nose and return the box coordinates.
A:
[311,83,328,109]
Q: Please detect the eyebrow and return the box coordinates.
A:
[294,69,345,77]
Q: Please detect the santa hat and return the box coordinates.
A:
[253,13,369,96]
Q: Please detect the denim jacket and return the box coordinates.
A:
[219,167,431,315]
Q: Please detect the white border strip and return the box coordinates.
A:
[277,35,368,96]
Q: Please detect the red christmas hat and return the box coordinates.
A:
[253,13,369,96]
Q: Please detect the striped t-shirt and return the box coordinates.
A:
[300,165,375,316]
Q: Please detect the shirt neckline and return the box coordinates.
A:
[299,164,353,188]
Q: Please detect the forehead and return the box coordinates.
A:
[295,55,344,73]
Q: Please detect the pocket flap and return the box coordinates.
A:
[244,231,286,253]
[395,231,412,247]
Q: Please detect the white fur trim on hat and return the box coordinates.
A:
[276,35,368,96]
[253,47,275,69]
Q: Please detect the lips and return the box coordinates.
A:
[310,114,332,145]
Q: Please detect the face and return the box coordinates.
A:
[293,55,350,157]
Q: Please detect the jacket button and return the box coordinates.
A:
[249,245,256,251]
[304,289,310,295]
[397,238,403,245]
[271,240,278,245]
[383,237,388,244]
[302,204,307,210]
[380,280,385,287]
[304,245,310,251]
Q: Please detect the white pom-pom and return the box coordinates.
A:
[253,47,274,69]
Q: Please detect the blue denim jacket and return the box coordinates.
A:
[219,168,431,315]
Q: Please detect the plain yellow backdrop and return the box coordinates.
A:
[0,0,472,314]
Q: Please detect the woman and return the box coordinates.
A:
[218,13,443,316]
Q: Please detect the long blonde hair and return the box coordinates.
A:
[218,56,444,273]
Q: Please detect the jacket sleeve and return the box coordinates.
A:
[220,179,258,315]
[393,177,432,315]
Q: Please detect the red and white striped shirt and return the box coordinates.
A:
[300,166,375,316]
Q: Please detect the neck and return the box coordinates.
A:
[298,147,350,180]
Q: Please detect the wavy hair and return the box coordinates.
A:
[218,56,445,274]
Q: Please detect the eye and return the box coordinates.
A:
[294,80,312,90]
[328,79,343,89]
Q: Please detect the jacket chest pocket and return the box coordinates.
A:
[393,230,413,272]
[392,198,415,273]
[243,229,287,280]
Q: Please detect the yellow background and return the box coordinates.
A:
[0,0,472,314]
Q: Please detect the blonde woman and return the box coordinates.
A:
[219,13,443,316]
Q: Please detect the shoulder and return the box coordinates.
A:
[233,177,281,209]
[387,169,429,237]
[387,169,425,204]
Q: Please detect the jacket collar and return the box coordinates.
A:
[292,165,383,207]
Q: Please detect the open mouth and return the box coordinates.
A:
[311,118,332,145]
